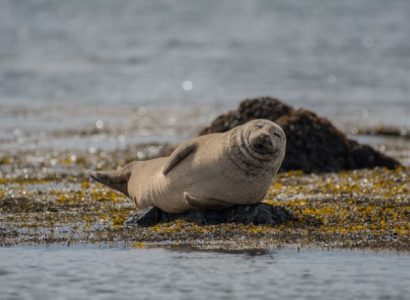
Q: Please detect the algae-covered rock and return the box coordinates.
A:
[125,204,294,227]
[200,97,400,173]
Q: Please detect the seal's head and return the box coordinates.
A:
[225,119,286,175]
[243,119,286,161]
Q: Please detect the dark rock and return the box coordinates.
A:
[125,207,162,227]
[199,97,400,173]
[200,97,293,134]
[125,203,294,227]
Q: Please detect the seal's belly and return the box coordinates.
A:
[166,152,272,210]
[151,170,270,213]
[186,169,271,204]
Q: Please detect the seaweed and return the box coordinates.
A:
[1,165,408,251]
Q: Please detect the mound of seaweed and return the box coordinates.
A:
[200,97,399,173]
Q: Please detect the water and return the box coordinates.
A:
[1,0,410,154]
[0,246,408,300]
[1,0,409,130]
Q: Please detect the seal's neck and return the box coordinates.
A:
[224,128,278,177]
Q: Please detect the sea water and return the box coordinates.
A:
[0,246,409,300]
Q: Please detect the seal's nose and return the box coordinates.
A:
[251,132,272,146]
[249,131,274,155]
[261,133,273,147]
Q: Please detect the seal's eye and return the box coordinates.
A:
[255,124,264,129]
[274,132,281,139]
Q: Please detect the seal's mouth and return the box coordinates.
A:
[251,142,274,155]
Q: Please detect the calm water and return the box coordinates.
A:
[0,246,409,300]
[1,0,409,128]
[1,0,410,153]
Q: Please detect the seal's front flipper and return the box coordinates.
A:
[163,142,197,175]
[184,192,233,210]
[89,161,135,197]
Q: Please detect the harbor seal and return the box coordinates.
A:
[90,119,286,213]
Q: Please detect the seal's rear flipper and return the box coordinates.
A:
[184,192,233,210]
[89,162,135,197]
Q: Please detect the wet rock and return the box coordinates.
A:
[200,97,400,173]
[125,203,294,227]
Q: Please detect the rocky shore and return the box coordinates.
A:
[0,165,408,251]
[0,98,409,251]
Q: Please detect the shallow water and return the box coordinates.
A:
[0,246,409,300]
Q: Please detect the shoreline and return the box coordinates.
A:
[1,164,408,252]
[2,241,409,256]
[1,100,409,252]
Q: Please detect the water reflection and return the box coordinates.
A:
[165,244,274,256]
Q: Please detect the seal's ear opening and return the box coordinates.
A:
[89,162,135,197]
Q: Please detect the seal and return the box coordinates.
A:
[90,119,286,213]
